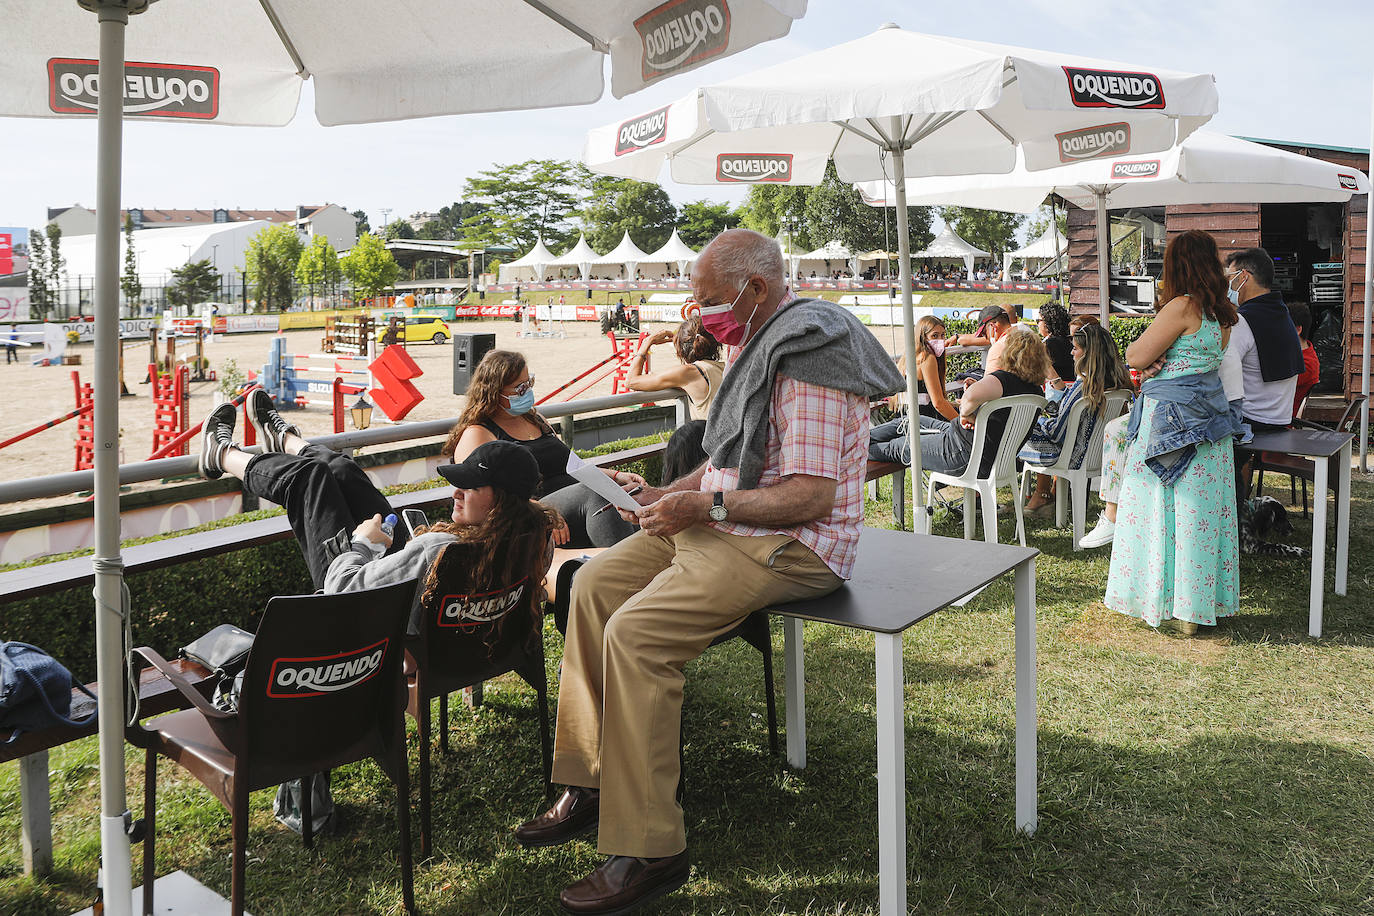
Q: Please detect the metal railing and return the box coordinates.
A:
[0,388,690,505]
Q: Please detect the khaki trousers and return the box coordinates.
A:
[551,525,842,857]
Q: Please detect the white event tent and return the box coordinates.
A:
[596,230,651,280]
[794,239,856,277]
[499,236,558,284]
[912,227,990,278]
[549,234,602,282]
[640,228,699,278]
[1004,223,1067,279]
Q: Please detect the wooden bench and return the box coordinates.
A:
[1,657,214,877]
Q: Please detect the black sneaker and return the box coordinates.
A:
[199,402,237,479]
[248,388,300,453]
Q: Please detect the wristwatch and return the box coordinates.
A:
[708,491,728,522]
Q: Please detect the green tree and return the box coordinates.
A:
[436,201,488,242]
[245,223,304,312]
[1023,201,1067,244]
[349,209,371,234]
[460,159,586,251]
[294,235,341,306]
[580,176,676,253]
[165,259,221,315]
[801,163,934,257]
[938,206,1024,260]
[120,215,142,316]
[676,200,738,249]
[27,230,49,319]
[340,232,402,303]
[739,184,811,250]
[381,219,416,240]
[416,220,449,240]
[45,224,65,315]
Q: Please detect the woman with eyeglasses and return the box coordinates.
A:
[444,350,646,548]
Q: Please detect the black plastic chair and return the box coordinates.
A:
[127,580,417,916]
[406,545,552,858]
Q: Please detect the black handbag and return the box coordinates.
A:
[180,624,255,678]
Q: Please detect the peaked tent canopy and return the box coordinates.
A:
[594,231,651,280]
[794,240,857,278]
[550,234,604,282]
[500,236,558,283]
[1004,223,1067,277]
[913,227,991,277]
[641,228,699,278]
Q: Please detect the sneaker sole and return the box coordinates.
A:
[248,390,298,453]
[198,404,236,479]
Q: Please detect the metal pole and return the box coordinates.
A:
[890,117,927,533]
[93,5,134,914]
[1361,73,1373,471]
[1095,191,1110,323]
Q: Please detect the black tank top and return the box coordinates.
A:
[978,371,1043,477]
[480,419,576,497]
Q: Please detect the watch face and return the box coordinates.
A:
[709,505,727,522]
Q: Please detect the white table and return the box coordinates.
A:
[1248,428,1353,638]
[771,528,1039,915]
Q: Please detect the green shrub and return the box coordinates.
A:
[1107,316,1152,358]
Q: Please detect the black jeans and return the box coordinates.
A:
[242,444,404,589]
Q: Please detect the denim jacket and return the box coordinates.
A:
[1125,370,1244,484]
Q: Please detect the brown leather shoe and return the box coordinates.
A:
[559,851,690,915]
[514,786,599,848]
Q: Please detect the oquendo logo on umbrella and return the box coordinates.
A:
[716,153,792,182]
[635,0,732,83]
[1057,122,1131,162]
[47,58,219,119]
[616,104,671,155]
[1063,66,1166,109]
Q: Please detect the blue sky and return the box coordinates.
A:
[2,0,1371,239]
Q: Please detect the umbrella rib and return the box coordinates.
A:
[977,110,1016,145]
[834,120,885,148]
[521,0,611,53]
[258,0,310,77]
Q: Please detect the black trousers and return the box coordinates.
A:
[242,444,404,589]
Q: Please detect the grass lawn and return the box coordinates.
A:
[3,471,1373,915]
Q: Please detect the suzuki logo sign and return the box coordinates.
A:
[369,345,425,421]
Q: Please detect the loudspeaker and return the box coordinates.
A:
[453,333,497,395]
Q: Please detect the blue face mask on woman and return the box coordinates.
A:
[504,389,536,415]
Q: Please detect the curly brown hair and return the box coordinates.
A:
[417,491,561,655]
[997,324,1053,385]
[1158,229,1238,326]
[442,349,551,457]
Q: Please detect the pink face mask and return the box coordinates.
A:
[697,284,757,347]
[926,338,948,357]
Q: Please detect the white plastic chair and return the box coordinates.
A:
[1019,388,1133,550]
[925,393,1047,546]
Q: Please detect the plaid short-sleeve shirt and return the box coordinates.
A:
[700,372,870,580]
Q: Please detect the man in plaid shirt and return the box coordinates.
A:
[518,230,901,915]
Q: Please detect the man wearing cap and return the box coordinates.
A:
[517,229,904,914]
[951,304,1014,384]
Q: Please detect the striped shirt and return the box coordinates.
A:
[700,319,870,579]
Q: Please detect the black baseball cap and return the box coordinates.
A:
[975,304,1012,335]
[437,441,540,500]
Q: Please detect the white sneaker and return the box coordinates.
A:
[1079,514,1115,548]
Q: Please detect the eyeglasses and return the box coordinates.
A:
[505,375,536,397]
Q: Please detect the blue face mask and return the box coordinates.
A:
[505,389,536,415]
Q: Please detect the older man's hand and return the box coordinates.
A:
[618,489,708,538]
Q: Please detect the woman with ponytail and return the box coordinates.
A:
[626,315,725,419]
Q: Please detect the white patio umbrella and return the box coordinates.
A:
[597,230,652,282]
[859,131,1370,321]
[501,236,558,284]
[584,23,1218,536]
[0,2,809,911]
[551,234,604,282]
[913,226,991,279]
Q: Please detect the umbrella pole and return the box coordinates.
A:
[1361,73,1373,471]
[890,121,927,534]
[1095,191,1110,323]
[92,6,134,916]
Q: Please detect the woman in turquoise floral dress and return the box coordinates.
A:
[1105,230,1241,632]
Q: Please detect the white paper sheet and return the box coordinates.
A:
[566,453,647,513]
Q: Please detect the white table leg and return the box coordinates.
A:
[20,750,53,877]
[1310,456,1329,639]
[874,632,906,916]
[783,617,807,769]
[1336,441,1350,596]
[1014,558,1038,836]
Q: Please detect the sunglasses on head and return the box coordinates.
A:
[506,375,536,397]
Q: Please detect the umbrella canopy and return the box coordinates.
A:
[641,227,699,277]
[913,226,991,278]
[550,234,604,281]
[583,23,1218,541]
[501,236,559,283]
[0,4,809,913]
[857,130,1371,317]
